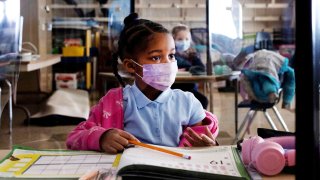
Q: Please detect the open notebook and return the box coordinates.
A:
[115,145,250,179]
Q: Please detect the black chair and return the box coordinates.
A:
[254,31,273,50]
[233,88,289,143]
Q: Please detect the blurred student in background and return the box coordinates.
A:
[171,24,208,109]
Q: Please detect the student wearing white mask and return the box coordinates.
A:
[171,24,209,109]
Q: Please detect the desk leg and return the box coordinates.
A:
[203,82,207,97]
[200,82,211,111]
[1,80,14,134]
[12,71,31,124]
[209,82,214,113]
[234,79,239,135]
[12,84,31,124]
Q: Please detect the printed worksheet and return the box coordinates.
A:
[0,148,116,178]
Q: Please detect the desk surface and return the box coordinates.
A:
[20,54,61,72]
[0,149,294,179]
[0,150,10,160]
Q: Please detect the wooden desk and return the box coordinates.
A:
[20,54,61,72]
[99,72,240,130]
[15,55,61,120]
[0,149,294,179]
[0,55,61,133]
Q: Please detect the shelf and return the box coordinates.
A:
[52,17,110,23]
[135,3,205,9]
[52,27,92,57]
[243,16,292,22]
[53,25,91,30]
[145,17,205,22]
[49,3,120,9]
[243,3,289,9]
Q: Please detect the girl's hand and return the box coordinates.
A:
[100,129,139,154]
[183,126,217,147]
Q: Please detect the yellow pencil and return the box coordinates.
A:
[128,140,191,160]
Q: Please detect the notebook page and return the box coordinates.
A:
[118,145,244,177]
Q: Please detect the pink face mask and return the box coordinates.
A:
[131,60,178,91]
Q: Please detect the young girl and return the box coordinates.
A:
[66,13,219,154]
[171,24,209,109]
[172,24,205,68]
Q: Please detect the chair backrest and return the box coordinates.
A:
[239,71,283,106]
[254,31,273,50]
[190,28,207,46]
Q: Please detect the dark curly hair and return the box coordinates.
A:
[112,13,169,86]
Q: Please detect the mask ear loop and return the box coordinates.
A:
[130,59,143,68]
[130,59,143,79]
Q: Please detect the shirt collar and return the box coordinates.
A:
[131,82,172,109]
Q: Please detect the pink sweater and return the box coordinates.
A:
[66,88,219,151]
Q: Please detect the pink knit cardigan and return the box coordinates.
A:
[66,88,219,151]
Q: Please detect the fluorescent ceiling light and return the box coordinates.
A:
[244,3,266,8]
[244,3,289,9]
[267,3,289,8]
[254,16,279,21]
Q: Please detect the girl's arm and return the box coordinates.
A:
[66,88,124,151]
[66,102,108,151]
[179,111,219,147]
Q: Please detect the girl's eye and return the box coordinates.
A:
[169,54,175,60]
[151,56,161,61]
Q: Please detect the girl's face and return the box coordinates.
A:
[174,30,192,52]
[131,32,176,93]
[174,30,191,41]
[136,33,176,65]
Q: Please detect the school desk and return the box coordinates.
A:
[0,149,294,179]
[19,54,61,72]
[15,54,61,120]
[99,71,241,135]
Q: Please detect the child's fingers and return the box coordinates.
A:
[205,126,215,140]
[119,130,140,142]
[103,145,117,154]
[187,128,202,141]
[201,134,216,146]
[115,136,130,146]
[183,133,194,144]
[110,141,125,151]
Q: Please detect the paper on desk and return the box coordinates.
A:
[0,147,116,178]
[117,146,249,178]
[30,88,89,120]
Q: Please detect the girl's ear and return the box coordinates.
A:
[123,58,136,73]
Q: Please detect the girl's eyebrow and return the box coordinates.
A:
[148,49,162,54]
[148,48,176,54]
